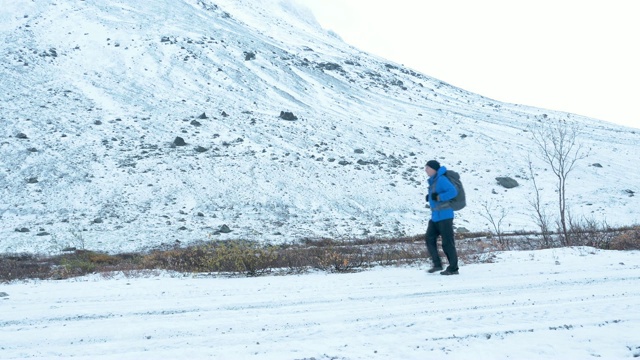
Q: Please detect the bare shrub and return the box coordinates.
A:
[141,241,279,276]
[291,237,425,272]
[53,250,138,279]
[0,250,143,281]
[312,246,365,272]
[610,227,640,250]
[0,254,52,282]
[478,201,509,248]
[206,241,278,276]
[567,216,618,249]
[370,242,426,267]
[140,247,204,273]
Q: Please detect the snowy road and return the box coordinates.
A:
[2,248,640,359]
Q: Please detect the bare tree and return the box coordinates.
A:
[529,119,589,246]
[527,155,553,247]
[478,200,509,249]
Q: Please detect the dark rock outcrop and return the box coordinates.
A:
[279,111,298,121]
[496,177,519,189]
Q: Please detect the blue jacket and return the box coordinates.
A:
[427,166,458,222]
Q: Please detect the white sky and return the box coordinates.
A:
[296,0,640,130]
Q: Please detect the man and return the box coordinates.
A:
[424,160,459,275]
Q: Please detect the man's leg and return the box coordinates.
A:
[425,220,442,269]
[438,218,458,271]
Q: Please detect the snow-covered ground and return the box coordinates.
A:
[1,247,639,359]
[1,0,639,255]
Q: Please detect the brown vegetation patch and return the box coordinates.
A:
[1,226,637,282]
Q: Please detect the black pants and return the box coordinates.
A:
[425,219,458,271]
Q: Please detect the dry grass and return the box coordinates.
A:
[610,227,640,250]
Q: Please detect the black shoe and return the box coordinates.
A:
[440,270,459,275]
[427,266,443,273]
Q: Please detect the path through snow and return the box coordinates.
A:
[1,247,639,359]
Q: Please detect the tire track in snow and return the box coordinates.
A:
[1,251,639,359]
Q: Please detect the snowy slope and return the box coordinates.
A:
[2,248,639,359]
[1,0,639,254]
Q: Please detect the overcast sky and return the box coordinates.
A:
[295,0,639,130]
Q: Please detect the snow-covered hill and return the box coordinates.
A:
[1,0,638,254]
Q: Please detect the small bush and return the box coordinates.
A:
[311,246,364,272]
[53,250,134,279]
[0,254,52,282]
[610,227,640,250]
[567,217,620,249]
[204,241,278,276]
[141,247,207,273]
[141,241,279,276]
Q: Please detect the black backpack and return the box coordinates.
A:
[438,170,466,211]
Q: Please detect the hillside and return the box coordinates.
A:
[1,0,639,254]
